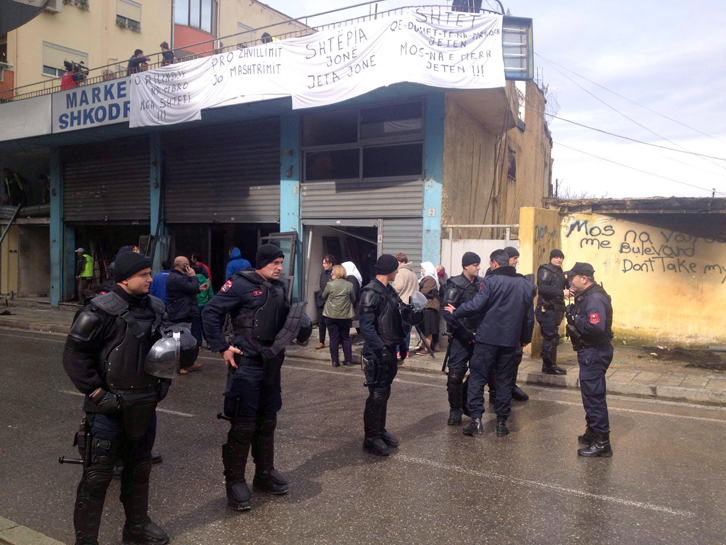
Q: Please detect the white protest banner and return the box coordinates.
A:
[129,9,504,128]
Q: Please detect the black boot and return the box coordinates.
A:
[511,385,529,401]
[446,370,465,425]
[252,417,289,495]
[120,459,169,544]
[578,433,613,457]
[74,460,115,545]
[223,417,256,511]
[496,417,510,437]
[463,417,483,436]
[379,399,398,448]
[448,409,462,426]
[578,425,597,445]
[543,343,567,375]
[542,363,567,375]
[363,389,390,456]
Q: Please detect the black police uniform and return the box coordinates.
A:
[63,285,170,545]
[359,278,406,456]
[453,266,534,436]
[568,282,614,456]
[536,262,568,374]
[201,269,291,510]
[441,273,484,424]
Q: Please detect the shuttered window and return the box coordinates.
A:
[42,42,87,77]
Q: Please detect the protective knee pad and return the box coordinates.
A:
[255,416,277,437]
[447,371,466,408]
[122,458,152,485]
[224,418,256,481]
[80,464,115,498]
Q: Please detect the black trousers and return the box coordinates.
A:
[223,355,284,419]
[467,343,517,419]
[317,308,327,343]
[326,318,352,363]
[363,347,398,438]
[537,308,564,366]
[578,345,614,434]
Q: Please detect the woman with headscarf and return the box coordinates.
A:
[417,261,440,354]
[342,261,363,340]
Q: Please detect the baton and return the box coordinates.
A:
[415,325,436,359]
[441,332,453,372]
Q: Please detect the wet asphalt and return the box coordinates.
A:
[1,328,726,545]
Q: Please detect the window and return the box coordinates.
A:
[42,42,87,77]
[44,0,62,13]
[507,149,517,180]
[116,0,141,30]
[302,100,425,182]
[175,0,217,36]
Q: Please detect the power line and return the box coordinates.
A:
[537,55,726,173]
[554,141,726,196]
[536,53,726,145]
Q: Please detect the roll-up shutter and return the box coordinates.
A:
[163,118,280,223]
[301,179,424,219]
[381,217,422,269]
[63,136,150,223]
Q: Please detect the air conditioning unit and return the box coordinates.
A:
[45,0,63,13]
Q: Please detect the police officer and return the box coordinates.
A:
[441,252,484,425]
[359,254,405,456]
[62,251,171,545]
[202,244,311,511]
[447,249,535,437]
[536,249,569,375]
[564,262,614,458]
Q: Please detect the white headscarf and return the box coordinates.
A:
[342,261,363,285]
[420,261,440,290]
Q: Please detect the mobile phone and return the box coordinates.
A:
[183,265,189,272]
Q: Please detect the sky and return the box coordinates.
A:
[264,0,726,199]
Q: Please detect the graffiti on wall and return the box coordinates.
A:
[565,218,726,284]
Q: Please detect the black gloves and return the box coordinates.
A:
[157,379,171,402]
[89,389,120,415]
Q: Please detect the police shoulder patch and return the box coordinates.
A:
[253,289,263,297]
[221,280,233,293]
[589,313,600,325]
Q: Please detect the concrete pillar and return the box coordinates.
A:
[149,133,165,275]
[279,113,302,302]
[423,93,445,265]
[49,147,64,307]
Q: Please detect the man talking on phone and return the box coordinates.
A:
[166,256,205,372]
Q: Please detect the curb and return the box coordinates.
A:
[0,517,64,545]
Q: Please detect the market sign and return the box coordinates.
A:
[52,77,131,133]
[130,9,507,128]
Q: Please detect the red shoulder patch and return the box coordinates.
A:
[589,313,600,325]
[252,290,263,297]
[221,280,233,293]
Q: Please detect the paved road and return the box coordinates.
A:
[1,328,725,545]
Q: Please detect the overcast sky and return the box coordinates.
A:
[266,0,726,199]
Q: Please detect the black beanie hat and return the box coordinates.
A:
[114,252,151,282]
[256,243,284,269]
[462,251,481,268]
[503,246,520,258]
[550,248,564,259]
[374,254,399,275]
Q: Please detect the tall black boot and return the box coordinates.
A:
[447,371,465,425]
[363,389,389,456]
[74,461,115,545]
[251,417,289,495]
[120,459,169,544]
[578,425,597,445]
[379,394,398,448]
[542,340,567,375]
[578,433,613,457]
[223,417,257,510]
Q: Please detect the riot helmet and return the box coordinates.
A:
[296,313,313,344]
[145,324,199,379]
[401,291,427,327]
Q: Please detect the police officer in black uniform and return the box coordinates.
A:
[63,252,171,545]
[202,244,312,511]
[564,262,614,458]
[441,251,484,426]
[359,254,406,456]
[536,249,569,375]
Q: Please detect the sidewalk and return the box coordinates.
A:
[3,296,726,405]
[0,517,64,545]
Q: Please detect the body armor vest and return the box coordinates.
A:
[92,292,165,391]
[445,274,483,332]
[573,284,613,345]
[537,263,566,310]
[362,282,405,346]
[232,271,290,344]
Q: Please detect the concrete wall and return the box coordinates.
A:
[561,213,726,347]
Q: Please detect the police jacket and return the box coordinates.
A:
[165,269,200,321]
[453,266,535,348]
[62,284,168,413]
[442,273,484,342]
[201,269,289,359]
[571,283,613,348]
[537,263,566,311]
[359,279,405,355]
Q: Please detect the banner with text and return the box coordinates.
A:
[130,9,504,127]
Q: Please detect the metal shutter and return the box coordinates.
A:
[163,118,280,223]
[381,217,422,269]
[63,136,150,223]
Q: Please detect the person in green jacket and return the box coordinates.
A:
[74,248,95,303]
[322,264,356,367]
[192,264,213,349]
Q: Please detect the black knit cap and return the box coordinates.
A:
[256,243,284,269]
[550,248,564,259]
[374,254,399,275]
[462,251,481,267]
[114,252,151,282]
[503,246,520,258]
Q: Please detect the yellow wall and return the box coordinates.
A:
[561,213,726,347]
[218,0,309,47]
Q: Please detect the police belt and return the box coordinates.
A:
[233,353,266,368]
